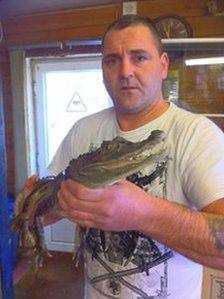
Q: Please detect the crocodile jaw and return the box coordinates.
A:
[78,148,169,188]
[73,131,169,188]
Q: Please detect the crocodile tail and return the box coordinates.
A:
[15,175,39,216]
[10,214,25,233]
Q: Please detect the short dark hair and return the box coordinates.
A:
[102,14,164,54]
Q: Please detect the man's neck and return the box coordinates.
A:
[116,101,170,131]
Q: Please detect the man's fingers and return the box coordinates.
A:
[59,197,100,228]
[61,179,104,201]
[58,186,103,215]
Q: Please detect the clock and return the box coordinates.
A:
[154,14,193,38]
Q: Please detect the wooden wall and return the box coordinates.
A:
[1,0,224,48]
[0,51,14,193]
[0,0,224,193]
[0,4,121,47]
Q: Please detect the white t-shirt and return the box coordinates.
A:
[48,103,224,299]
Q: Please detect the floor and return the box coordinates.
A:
[12,251,223,299]
[13,251,84,299]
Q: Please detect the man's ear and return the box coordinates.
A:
[160,52,169,80]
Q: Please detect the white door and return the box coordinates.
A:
[30,55,112,252]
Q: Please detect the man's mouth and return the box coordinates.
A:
[121,86,137,91]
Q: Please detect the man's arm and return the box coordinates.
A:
[140,196,224,270]
[58,179,224,270]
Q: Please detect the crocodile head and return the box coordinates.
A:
[65,130,170,188]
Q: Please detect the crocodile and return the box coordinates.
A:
[11,129,170,270]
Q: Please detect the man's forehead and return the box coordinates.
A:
[102,26,156,55]
[104,25,153,42]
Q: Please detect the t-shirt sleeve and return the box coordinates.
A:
[181,117,224,210]
[47,122,80,175]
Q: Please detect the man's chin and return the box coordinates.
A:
[115,103,147,115]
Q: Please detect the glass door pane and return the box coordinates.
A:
[163,40,224,115]
[33,56,112,177]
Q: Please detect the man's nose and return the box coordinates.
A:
[120,58,134,79]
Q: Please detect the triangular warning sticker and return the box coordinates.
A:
[66,91,87,112]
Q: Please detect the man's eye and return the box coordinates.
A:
[134,55,148,63]
[104,57,118,67]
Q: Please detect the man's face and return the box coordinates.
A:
[102,25,169,115]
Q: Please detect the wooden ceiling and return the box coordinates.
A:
[0,0,122,20]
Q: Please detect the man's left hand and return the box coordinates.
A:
[57,178,155,232]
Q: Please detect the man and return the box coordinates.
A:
[47,15,224,298]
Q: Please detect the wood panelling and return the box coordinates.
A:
[0,50,14,193]
[138,0,208,18]
[188,15,224,37]
[25,45,101,58]
[2,4,122,47]
[4,24,107,46]
[138,0,224,37]
[3,6,120,34]
[1,0,223,48]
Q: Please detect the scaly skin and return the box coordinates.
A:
[65,129,169,188]
[11,130,170,270]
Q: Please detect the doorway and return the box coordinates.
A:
[27,54,112,252]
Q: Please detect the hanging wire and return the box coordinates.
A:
[0,21,3,43]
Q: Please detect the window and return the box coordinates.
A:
[163,40,224,116]
[29,55,112,177]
